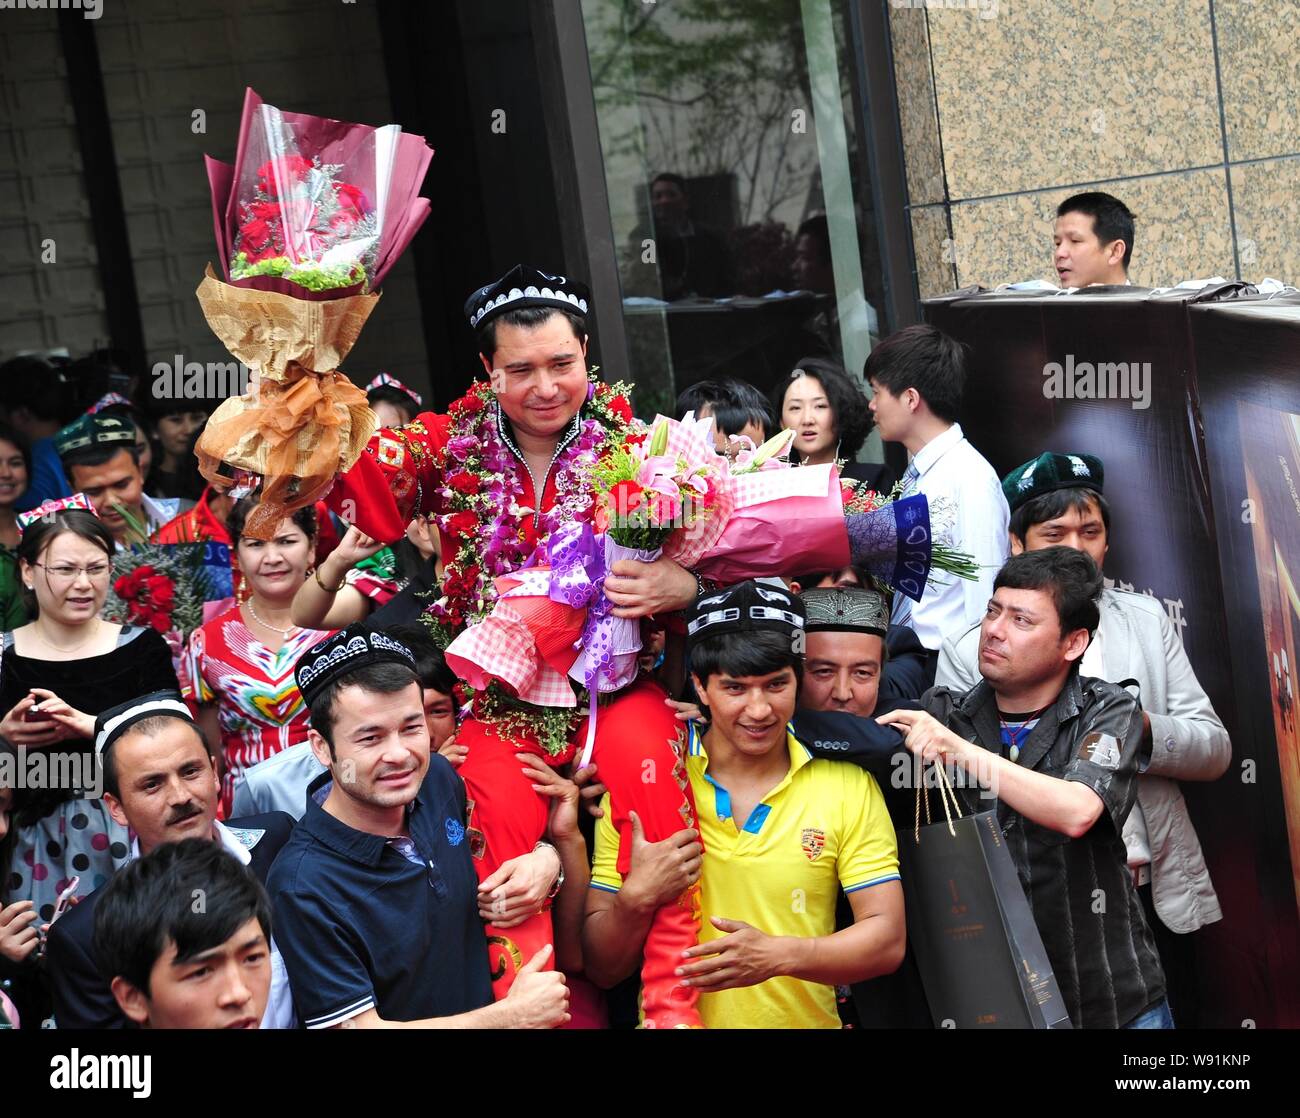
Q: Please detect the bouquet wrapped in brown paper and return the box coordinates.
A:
[194,265,379,539]
[196,88,434,538]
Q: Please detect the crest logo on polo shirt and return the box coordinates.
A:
[465,797,486,860]
[445,818,465,847]
[800,827,826,861]
[223,826,266,851]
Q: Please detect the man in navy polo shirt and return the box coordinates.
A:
[269,626,570,1028]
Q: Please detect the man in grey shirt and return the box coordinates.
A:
[936,451,1230,1026]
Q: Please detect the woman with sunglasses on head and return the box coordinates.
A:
[0,509,178,926]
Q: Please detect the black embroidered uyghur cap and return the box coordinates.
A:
[53,413,137,462]
[94,691,195,757]
[686,580,806,649]
[293,624,417,707]
[464,265,590,331]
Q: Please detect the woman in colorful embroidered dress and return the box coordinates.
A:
[183,499,332,816]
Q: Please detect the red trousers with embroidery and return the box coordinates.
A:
[457,678,702,1028]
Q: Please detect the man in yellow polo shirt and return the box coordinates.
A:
[582,581,905,1028]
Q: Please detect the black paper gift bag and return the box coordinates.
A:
[900,766,1072,1029]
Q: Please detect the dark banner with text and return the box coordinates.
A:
[924,287,1299,1027]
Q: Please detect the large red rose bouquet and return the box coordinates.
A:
[207,89,434,296]
[195,88,435,538]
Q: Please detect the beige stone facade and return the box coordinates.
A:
[891,0,1300,296]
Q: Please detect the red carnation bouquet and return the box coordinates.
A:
[113,565,178,634]
[101,508,233,675]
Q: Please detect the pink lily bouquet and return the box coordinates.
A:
[590,415,722,552]
[662,415,852,582]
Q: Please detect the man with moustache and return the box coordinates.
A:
[44,691,296,1029]
[325,265,707,1025]
[268,626,570,1029]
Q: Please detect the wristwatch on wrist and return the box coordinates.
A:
[534,841,564,903]
[692,569,719,597]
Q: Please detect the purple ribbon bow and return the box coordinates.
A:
[531,522,645,767]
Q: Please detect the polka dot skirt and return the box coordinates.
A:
[6,799,130,921]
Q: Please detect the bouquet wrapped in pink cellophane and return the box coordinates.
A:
[205,87,434,296]
[195,88,435,539]
[661,416,851,582]
[442,416,727,762]
[662,417,976,600]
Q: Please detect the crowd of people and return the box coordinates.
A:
[0,191,1231,1031]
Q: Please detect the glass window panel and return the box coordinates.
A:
[581,0,887,460]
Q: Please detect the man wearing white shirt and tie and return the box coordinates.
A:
[866,324,1009,680]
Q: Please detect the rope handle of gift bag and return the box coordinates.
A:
[913,755,964,842]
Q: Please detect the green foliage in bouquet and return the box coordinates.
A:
[476,684,583,759]
[230,252,368,293]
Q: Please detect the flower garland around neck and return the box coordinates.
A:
[422,370,635,752]
[425,368,634,643]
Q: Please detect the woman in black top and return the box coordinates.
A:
[772,356,895,492]
[144,402,209,502]
[0,511,178,924]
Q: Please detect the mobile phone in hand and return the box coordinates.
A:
[36,877,81,959]
[51,876,80,923]
[24,705,53,723]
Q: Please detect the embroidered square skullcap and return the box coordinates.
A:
[15,492,98,534]
[1001,452,1104,515]
[54,413,137,462]
[294,624,418,708]
[464,265,591,331]
[686,580,806,649]
[94,691,196,757]
[800,585,890,637]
